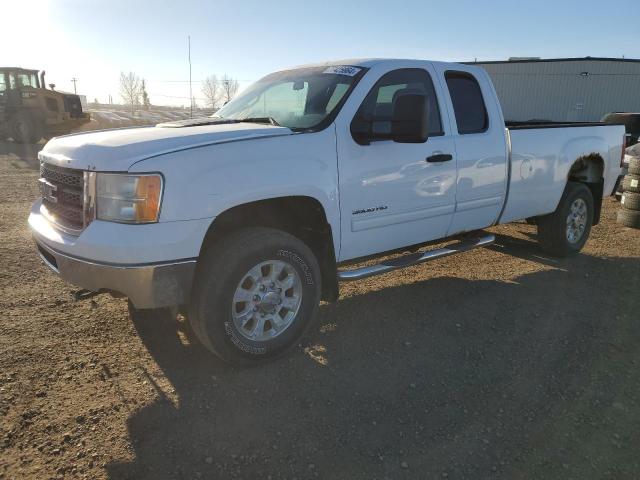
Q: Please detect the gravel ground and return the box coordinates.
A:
[1,140,639,480]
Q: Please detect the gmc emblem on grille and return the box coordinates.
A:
[38,178,58,204]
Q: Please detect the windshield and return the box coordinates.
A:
[18,72,39,88]
[213,65,364,131]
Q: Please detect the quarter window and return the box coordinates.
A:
[352,68,443,142]
[445,71,488,134]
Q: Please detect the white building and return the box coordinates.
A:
[473,57,640,122]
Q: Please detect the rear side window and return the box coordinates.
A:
[445,71,488,134]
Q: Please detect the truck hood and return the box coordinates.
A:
[38,121,293,171]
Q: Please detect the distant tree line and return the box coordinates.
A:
[119,71,150,114]
[119,71,240,113]
[202,74,239,109]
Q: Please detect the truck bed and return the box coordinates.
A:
[499,123,624,224]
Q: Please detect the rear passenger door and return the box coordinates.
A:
[434,67,508,234]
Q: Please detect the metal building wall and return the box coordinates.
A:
[476,59,640,122]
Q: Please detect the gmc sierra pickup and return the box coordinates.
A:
[29,59,625,364]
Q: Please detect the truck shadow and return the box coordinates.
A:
[106,253,640,480]
[488,232,565,268]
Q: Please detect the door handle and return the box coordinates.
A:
[426,153,453,163]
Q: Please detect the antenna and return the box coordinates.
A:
[188,35,193,118]
[71,77,78,94]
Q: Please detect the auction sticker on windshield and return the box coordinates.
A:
[323,66,361,76]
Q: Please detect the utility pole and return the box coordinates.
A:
[188,35,193,118]
[71,77,78,94]
[223,77,230,104]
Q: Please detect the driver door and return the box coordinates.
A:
[336,66,457,261]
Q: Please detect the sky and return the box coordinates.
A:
[3,0,639,106]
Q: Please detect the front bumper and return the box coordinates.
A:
[35,240,196,308]
[28,199,211,309]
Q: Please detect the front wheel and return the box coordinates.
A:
[10,113,43,144]
[537,182,594,257]
[189,227,322,365]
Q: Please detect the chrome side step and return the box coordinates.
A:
[337,233,495,281]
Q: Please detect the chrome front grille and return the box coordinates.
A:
[39,163,85,231]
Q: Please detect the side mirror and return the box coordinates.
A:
[391,93,429,143]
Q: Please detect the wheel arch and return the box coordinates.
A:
[200,195,339,302]
[567,153,605,225]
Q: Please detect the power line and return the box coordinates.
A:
[153,93,209,100]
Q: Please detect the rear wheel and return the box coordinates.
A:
[189,227,321,365]
[537,182,594,257]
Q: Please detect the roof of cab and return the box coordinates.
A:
[0,67,39,72]
[289,58,475,70]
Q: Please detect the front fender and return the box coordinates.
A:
[130,128,341,257]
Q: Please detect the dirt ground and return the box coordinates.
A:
[1,140,639,480]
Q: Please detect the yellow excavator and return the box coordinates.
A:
[0,67,90,143]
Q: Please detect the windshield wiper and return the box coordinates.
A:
[236,117,281,127]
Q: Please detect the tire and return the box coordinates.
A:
[537,182,594,257]
[622,174,640,194]
[189,227,321,365]
[621,192,640,210]
[628,156,640,176]
[10,113,42,144]
[617,208,640,228]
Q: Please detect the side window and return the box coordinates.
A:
[352,68,443,141]
[0,74,6,93]
[445,71,488,134]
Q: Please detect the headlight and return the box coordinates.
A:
[96,173,163,223]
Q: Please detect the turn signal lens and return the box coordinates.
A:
[135,175,162,222]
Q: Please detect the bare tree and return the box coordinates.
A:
[201,75,221,109]
[220,74,239,104]
[119,71,141,114]
[140,79,151,110]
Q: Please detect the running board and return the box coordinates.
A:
[337,233,495,281]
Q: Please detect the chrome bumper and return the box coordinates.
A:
[35,240,196,309]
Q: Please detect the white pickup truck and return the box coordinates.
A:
[29,59,625,364]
